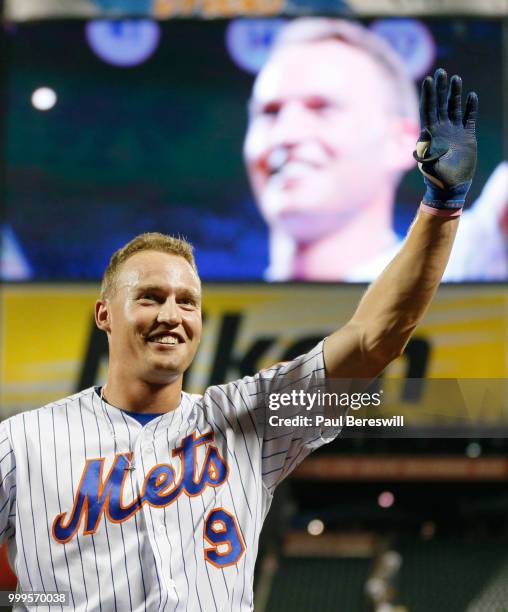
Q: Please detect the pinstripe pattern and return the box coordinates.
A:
[0,341,337,611]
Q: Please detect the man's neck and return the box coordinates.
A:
[272,200,397,281]
[101,375,183,413]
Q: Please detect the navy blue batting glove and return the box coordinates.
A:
[413,68,478,214]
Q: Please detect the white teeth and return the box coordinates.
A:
[267,148,289,173]
[267,143,328,175]
[280,160,315,177]
[295,142,329,164]
[150,336,178,344]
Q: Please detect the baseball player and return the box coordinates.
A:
[244,18,506,283]
[0,69,477,611]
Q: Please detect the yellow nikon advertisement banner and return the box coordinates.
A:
[1,284,507,420]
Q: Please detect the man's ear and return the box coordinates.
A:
[95,299,111,333]
[386,116,420,173]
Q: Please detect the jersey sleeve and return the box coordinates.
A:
[244,340,340,494]
[0,419,16,544]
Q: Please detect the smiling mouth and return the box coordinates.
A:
[269,159,318,179]
[147,334,182,345]
[266,145,326,179]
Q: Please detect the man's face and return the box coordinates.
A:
[244,40,403,241]
[99,251,202,385]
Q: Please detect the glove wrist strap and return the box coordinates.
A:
[422,178,472,211]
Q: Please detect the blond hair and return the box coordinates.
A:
[101,232,198,299]
[271,18,418,122]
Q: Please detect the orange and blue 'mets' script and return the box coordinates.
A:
[52,431,245,566]
[51,431,244,565]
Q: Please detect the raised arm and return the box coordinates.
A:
[324,69,478,378]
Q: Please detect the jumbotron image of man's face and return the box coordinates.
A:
[244,39,407,242]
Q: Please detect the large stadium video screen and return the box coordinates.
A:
[2,18,505,282]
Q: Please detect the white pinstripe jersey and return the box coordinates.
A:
[0,341,336,611]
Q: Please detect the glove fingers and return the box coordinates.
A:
[448,75,462,124]
[435,68,448,122]
[463,92,479,131]
[420,76,436,128]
